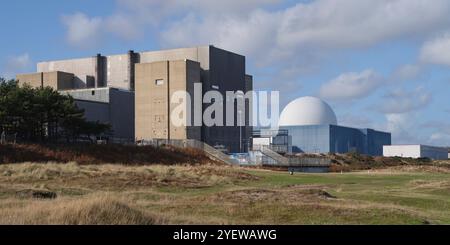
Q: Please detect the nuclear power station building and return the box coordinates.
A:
[16,46,391,157]
[16,46,253,153]
[253,97,391,156]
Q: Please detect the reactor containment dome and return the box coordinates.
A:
[278,96,338,126]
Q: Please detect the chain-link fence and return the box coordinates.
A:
[0,132,17,145]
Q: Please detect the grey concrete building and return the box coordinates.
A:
[16,45,254,152]
[60,87,135,140]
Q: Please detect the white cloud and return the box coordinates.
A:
[1,53,32,79]
[105,14,141,40]
[420,33,450,66]
[61,0,450,62]
[378,87,432,114]
[377,87,432,144]
[339,113,373,129]
[117,0,281,19]
[159,0,450,64]
[422,121,450,146]
[62,12,103,49]
[319,69,383,101]
[429,133,450,146]
[391,64,423,82]
[385,113,422,144]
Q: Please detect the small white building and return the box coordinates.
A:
[383,145,448,160]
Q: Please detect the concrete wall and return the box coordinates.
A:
[178,60,202,140]
[17,72,43,88]
[23,46,253,151]
[44,71,74,90]
[106,54,131,90]
[203,46,247,153]
[64,88,135,140]
[139,46,210,70]
[135,60,201,141]
[17,71,74,90]
[135,61,170,140]
[75,100,110,123]
[38,57,98,89]
[62,88,110,103]
[109,88,135,139]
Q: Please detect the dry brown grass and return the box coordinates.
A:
[0,162,257,190]
[0,161,449,224]
[372,165,450,174]
[0,193,164,225]
[0,143,218,165]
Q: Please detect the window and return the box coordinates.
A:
[155,79,164,86]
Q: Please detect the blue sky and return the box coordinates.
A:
[1,0,450,146]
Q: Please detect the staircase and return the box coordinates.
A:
[195,140,239,165]
[253,145,331,167]
[260,145,289,165]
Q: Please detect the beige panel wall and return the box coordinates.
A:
[169,60,203,140]
[135,61,170,140]
[17,73,43,88]
[168,60,188,140]
[139,46,210,70]
[135,60,201,141]
[42,72,58,89]
[17,72,74,90]
[55,72,75,90]
[37,57,97,89]
[106,54,130,90]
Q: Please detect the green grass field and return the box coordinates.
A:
[0,163,449,224]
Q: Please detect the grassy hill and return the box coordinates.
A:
[0,161,450,224]
[1,143,449,224]
[0,143,217,165]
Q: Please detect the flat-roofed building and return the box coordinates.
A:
[16,46,253,152]
[60,87,135,141]
[383,145,448,160]
[17,71,74,91]
[135,60,201,141]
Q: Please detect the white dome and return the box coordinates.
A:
[279,96,337,126]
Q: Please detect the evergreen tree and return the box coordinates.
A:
[0,77,112,143]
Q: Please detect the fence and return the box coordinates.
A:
[253,144,331,167]
[0,133,17,145]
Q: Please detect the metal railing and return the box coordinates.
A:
[253,144,331,167]
[0,133,17,145]
[253,145,289,165]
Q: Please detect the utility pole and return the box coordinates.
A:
[238,110,242,153]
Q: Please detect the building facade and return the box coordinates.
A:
[252,97,391,156]
[383,145,448,160]
[16,46,253,152]
[60,87,135,141]
[282,125,391,156]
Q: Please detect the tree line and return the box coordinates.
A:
[0,77,111,143]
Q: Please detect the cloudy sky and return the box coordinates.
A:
[1,0,450,146]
